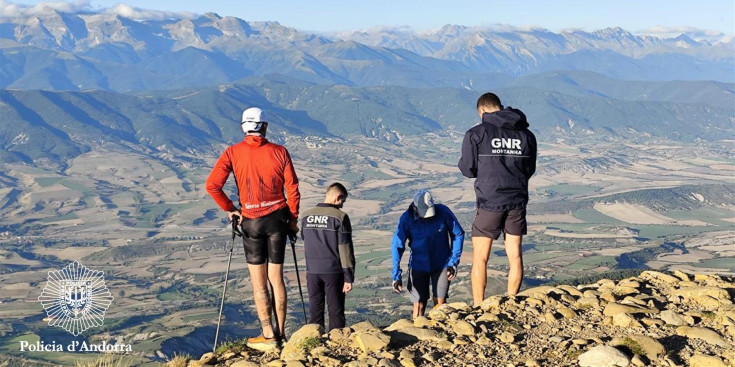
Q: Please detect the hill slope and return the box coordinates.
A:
[181,270,734,367]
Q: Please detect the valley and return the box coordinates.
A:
[0,132,732,365]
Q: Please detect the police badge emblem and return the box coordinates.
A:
[38,261,114,336]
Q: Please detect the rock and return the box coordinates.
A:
[413,316,432,328]
[318,357,342,367]
[674,286,730,300]
[659,310,689,326]
[352,321,381,334]
[518,286,557,297]
[477,312,500,323]
[672,270,690,281]
[600,291,617,303]
[572,339,588,346]
[480,295,504,311]
[612,313,641,328]
[499,332,515,343]
[447,302,471,311]
[221,352,236,360]
[559,306,578,319]
[199,353,215,364]
[603,302,658,317]
[384,319,413,332]
[549,336,564,343]
[640,271,680,284]
[399,359,416,367]
[675,326,728,347]
[544,311,557,323]
[353,331,390,354]
[575,297,601,310]
[612,336,665,359]
[328,327,351,342]
[525,359,540,367]
[378,359,401,367]
[612,287,638,297]
[285,362,306,367]
[310,346,328,356]
[398,349,415,360]
[454,320,476,336]
[689,354,726,367]
[578,345,630,367]
[427,307,447,320]
[281,324,323,361]
[630,355,645,367]
[388,326,443,343]
[230,361,259,367]
[557,285,585,297]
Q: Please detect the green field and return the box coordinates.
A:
[35,177,64,188]
[691,257,735,271]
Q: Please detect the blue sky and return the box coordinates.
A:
[8,0,735,34]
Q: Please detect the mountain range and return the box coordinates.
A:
[1,8,733,92]
[2,72,733,170]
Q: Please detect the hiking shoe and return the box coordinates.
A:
[246,334,277,351]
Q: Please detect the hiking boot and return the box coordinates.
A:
[246,334,277,351]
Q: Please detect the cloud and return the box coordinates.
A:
[637,25,730,42]
[103,3,194,21]
[0,0,91,18]
[0,0,194,20]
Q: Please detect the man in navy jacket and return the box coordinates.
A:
[458,92,537,305]
[392,190,465,318]
[301,183,355,331]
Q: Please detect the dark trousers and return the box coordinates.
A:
[307,273,345,331]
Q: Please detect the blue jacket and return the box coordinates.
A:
[391,203,465,281]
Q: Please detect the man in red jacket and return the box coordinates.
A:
[206,107,300,350]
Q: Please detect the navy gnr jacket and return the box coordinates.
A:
[458,107,537,211]
[391,204,465,281]
[301,203,356,283]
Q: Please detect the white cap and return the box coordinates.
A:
[241,107,266,133]
[413,190,435,218]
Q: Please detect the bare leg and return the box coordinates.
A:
[267,263,286,336]
[413,301,426,318]
[247,264,274,338]
[504,234,524,296]
[471,236,493,306]
[435,298,445,307]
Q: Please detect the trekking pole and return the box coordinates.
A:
[214,217,242,352]
[289,233,308,322]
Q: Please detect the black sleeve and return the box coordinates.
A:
[338,214,355,283]
[526,131,537,178]
[458,131,478,178]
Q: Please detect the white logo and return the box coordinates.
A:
[490,138,521,149]
[307,215,329,224]
[38,261,114,336]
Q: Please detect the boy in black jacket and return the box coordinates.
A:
[301,183,355,331]
[458,93,537,305]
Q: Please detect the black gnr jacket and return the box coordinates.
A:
[458,107,537,211]
[301,203,355,283]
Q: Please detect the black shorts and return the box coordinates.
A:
[240,207,290,265]
[471,207,527,240]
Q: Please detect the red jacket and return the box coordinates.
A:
[206,135,300,220]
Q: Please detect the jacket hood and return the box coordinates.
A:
[244,135,268,147]
[482,107,529,130]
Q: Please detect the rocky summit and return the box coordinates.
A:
[175,271,734,367]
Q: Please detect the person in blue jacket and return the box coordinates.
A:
[391,190,465,318]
